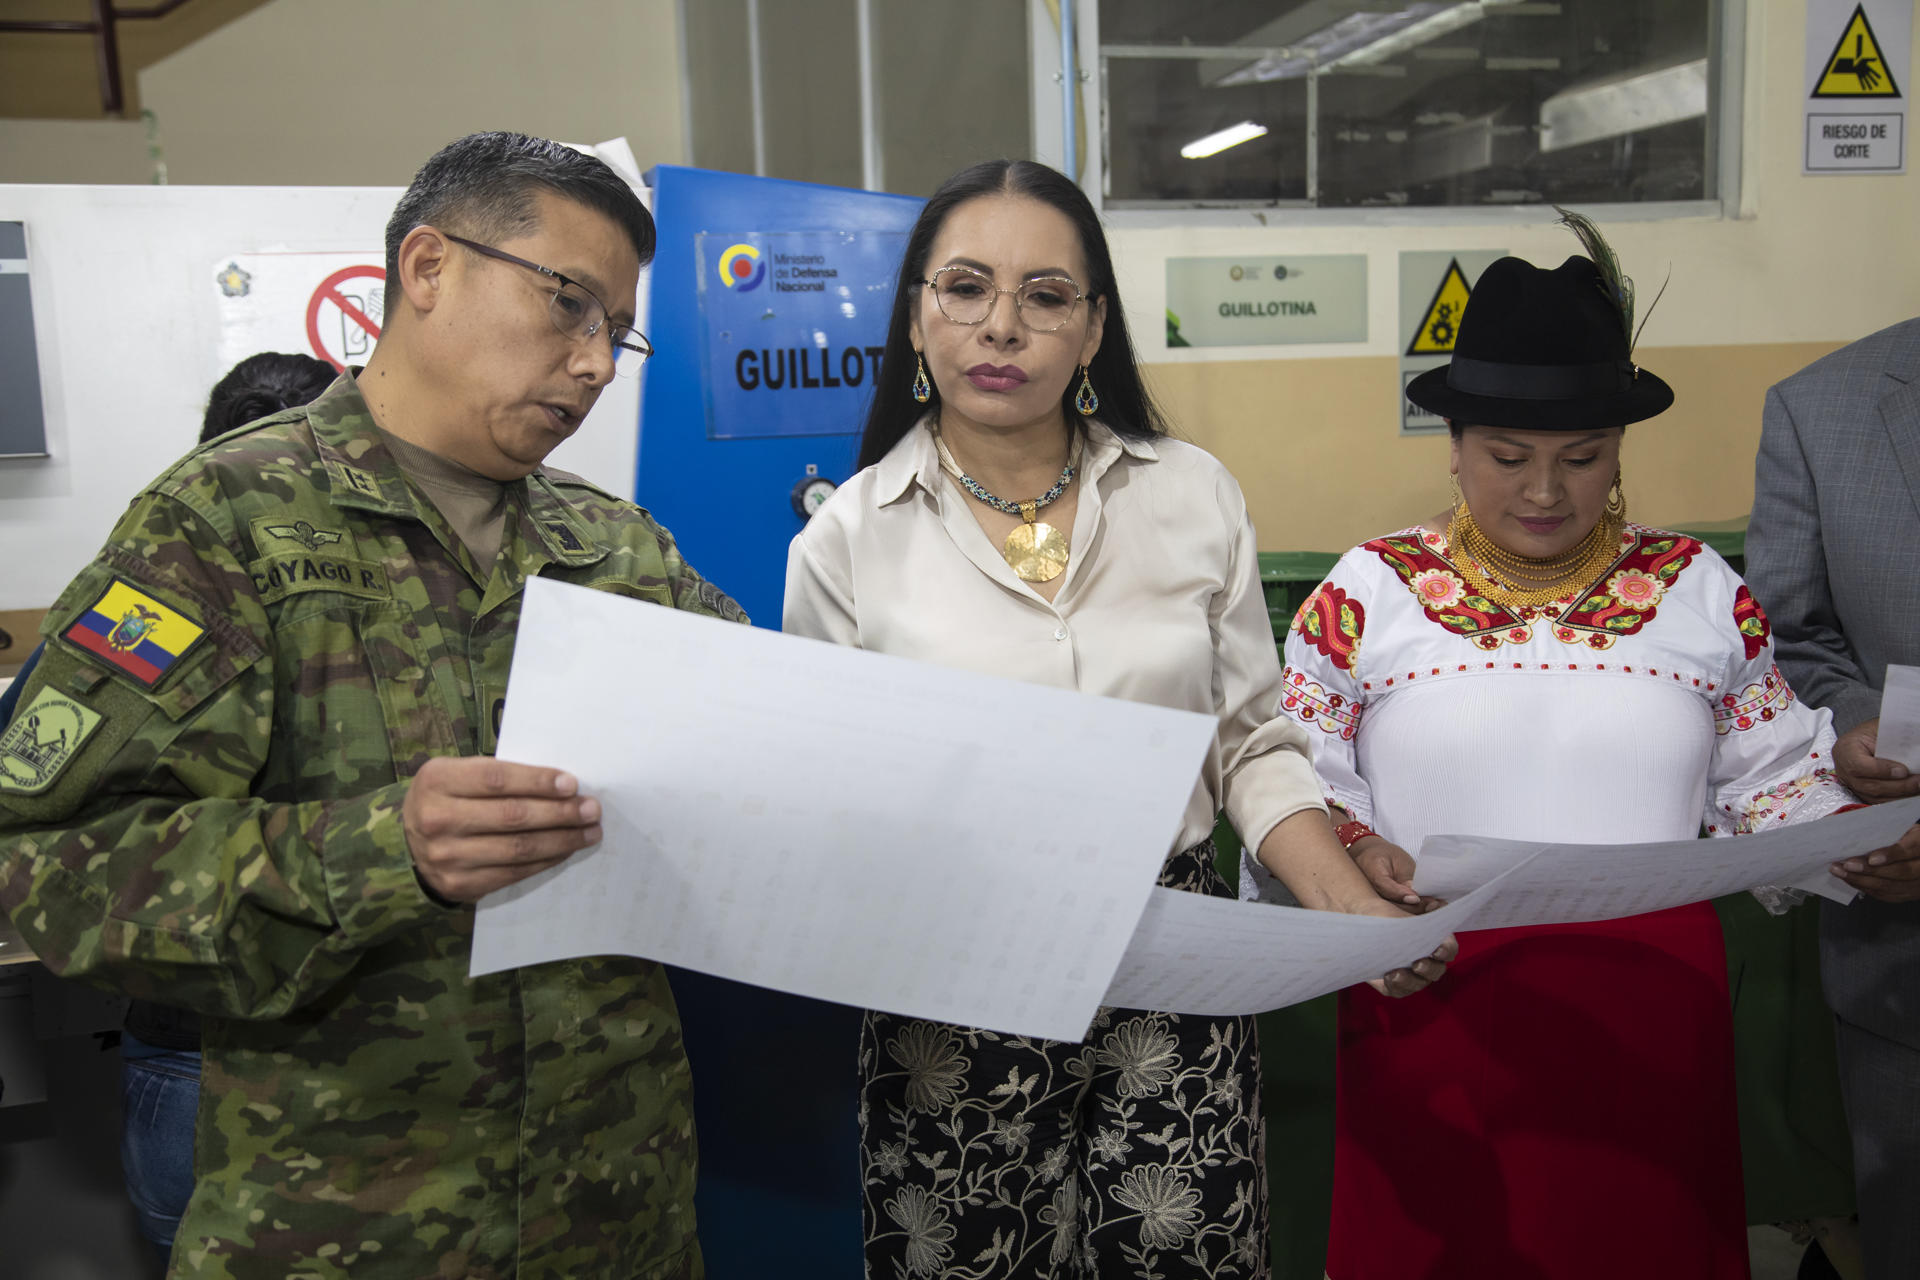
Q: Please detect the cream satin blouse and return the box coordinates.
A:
[782,418,1326,858]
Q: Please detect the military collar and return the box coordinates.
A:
[303,372,607,567]
[522,472,611,567]
[305,373,427,517]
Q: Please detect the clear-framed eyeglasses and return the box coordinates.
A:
[442,233,654,378]
[921,265,1088,333]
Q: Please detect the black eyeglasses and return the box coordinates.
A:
[443,233,653,377]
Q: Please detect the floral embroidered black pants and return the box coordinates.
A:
[859,842,1269,1280]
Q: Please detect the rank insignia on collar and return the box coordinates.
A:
[546,521,585,552]
[264,520,344,551]
[0,688,104,795]
[64,579,206,688]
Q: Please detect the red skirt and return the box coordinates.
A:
[1326,902,1748,1280]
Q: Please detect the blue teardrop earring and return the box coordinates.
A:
[912,353,932,404]
[1074,365,1098,416]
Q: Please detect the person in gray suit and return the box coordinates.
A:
[1749,315,1920,1279]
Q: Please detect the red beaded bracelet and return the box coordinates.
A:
[1334,819,1376,849]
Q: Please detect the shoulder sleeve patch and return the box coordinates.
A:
[0,687,103,795]
[62,578,207,689]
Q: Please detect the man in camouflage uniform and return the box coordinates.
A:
[0,133,739,1278]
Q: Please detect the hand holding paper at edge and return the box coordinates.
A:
[1102,859,1525,1017]
[403,756,605,903]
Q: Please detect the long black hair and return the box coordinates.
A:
[855,159,1166,471]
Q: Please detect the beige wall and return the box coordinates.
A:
[1145,342,1844,555]
[134,0,687,185]
[0,118,154,183]
[0,0,271,119]
[1118,0,1918,552]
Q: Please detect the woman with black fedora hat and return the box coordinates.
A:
[1262,214,1855,1278]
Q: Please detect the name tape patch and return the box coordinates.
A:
[249,553,391,605]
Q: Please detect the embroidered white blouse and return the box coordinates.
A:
[782,419,1326,858]
[1259,523,1850,899]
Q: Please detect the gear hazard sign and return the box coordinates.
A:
[1399,250,1503,436]
[1805,0,1910,174]
[1407,260,1472,356]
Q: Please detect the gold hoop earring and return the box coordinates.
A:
[912,353,931,404]
[1074,365,1098,416]
[1607,471,1628,521]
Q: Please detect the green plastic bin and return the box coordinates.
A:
[1259,551,1342,640]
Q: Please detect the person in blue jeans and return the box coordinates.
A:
[0,351,335,1261]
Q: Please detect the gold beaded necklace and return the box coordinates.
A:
[1448,504,1627,611]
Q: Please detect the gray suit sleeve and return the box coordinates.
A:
[1747,384,1882,732]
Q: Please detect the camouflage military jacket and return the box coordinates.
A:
[0,376,744,1279]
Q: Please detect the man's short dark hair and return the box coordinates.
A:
[384,132,656,289]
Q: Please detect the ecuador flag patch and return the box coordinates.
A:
[64,578,206,687]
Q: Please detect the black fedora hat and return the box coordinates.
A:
[1405,254,1673,431]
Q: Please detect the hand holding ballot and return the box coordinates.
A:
[1826,669,1920,902]
[403,757,606,903]
[1833,717,1920,802]
[1830,821,1920,902]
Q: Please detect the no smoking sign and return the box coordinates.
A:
[306,265,386,371]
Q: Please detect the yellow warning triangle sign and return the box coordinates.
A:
[1813,4,1901,98]
[1407,259,1473,356]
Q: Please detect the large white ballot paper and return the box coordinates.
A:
[1412,794,1920,927]
[1877,664,1920,771]
[1104,798,1920,1019]
[470,578,1218,1042]
[1103,874,1502,1017]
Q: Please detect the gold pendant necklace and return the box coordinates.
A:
[1449,504,1626,611]
[1003,501,1071,582]
[934,429,1079,584]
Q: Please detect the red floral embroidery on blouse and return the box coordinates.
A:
[1554,533,1700,649]
[1293,582,1365,672]
[1281,666,1362,740]
[1715,663,1795,734]
[1733,585,1771,661]
[1367,534,1529,649]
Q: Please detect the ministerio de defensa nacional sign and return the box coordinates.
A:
[697,229,907,439]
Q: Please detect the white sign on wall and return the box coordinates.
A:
[1805,0,1911,174]
[212,252,386,375]
[1164,255,1368,348]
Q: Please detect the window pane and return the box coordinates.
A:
[1106,58,1308,203]
[878,0,1031,197]
[1099,0,1716,207]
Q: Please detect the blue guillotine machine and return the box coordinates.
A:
[637,165,922,1274]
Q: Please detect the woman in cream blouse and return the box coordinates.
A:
[784,159,1448,1280]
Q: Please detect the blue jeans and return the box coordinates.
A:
[120,1034,202,1260]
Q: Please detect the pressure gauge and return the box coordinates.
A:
[791,466,837,520]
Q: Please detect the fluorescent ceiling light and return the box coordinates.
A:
[1182,121,1270,159]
